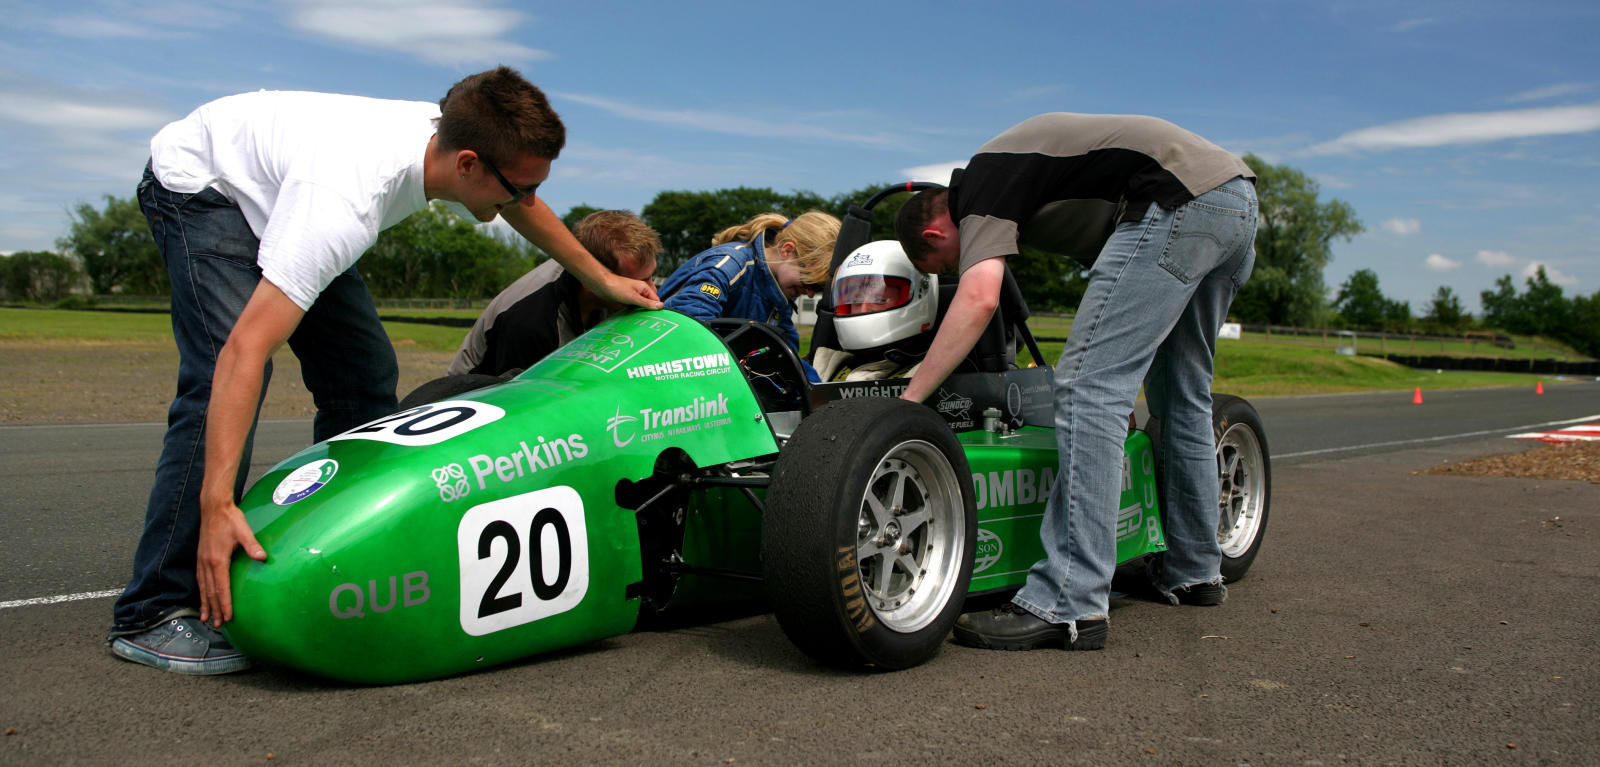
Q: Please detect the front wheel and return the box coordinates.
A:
[763,397,977,670]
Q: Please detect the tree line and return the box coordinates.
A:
[7,155,1597,357]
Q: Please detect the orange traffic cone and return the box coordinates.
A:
[1412,387,1424,404]
[1536,381,1545,394]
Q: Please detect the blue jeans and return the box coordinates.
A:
[1012,177,1257,633]
[110,164,399,635]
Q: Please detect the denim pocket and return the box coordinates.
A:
[177,189,260,267]
[1157,189,1252,285]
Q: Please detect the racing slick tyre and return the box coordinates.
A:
[763,397,977,670]
[397,373,505,410]
[1146,393,1272,582]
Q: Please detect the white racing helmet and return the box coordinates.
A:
[831,240,938,351]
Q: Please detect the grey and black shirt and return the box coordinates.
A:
[448,259,597,377]
[951,112,1255,273]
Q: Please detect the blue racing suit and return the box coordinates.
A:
[661,235,801,352]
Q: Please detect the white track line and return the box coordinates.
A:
[1275,414,1600,460]
[0,589,123,610]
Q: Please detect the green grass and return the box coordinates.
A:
[3,307,1573,395]
[0,307,469,352]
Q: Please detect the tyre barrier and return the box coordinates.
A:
[1371,353,1599,376]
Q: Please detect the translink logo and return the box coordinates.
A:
[606,393,733,448]
[607,405,639,448]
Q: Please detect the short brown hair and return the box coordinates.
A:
[436,66,565,166]
[573,210,662,273]
[894,188,949,263]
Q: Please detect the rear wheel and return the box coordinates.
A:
[763,397,976,670]
[1146,394,1271,582]
[1212,394,1270,581]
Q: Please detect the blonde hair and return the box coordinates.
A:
[711,211,841,286]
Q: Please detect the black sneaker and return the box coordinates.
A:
[952,603,1107,651]
[1171,582,1226,606]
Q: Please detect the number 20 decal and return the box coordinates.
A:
[456,486,589,636]
[328,400,505,447]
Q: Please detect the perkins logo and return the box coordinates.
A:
[625,352,732,381]
[431,434,588,502]
[432,463,471,503]
[608,393,733,446]
[698,283,721,298]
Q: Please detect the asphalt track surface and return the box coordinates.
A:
[2,382,1596,764]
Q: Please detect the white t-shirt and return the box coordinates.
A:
[150,90,438,311]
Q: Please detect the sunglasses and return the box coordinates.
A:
[481,157,540,205]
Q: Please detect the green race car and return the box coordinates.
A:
[224,185,1271,683]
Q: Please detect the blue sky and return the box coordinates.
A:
[2,0,1596,314]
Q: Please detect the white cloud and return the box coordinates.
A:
[42,16,150,38]
[35,3,238,39]
[1004,84,1067,103]
[551,144,764,190]
[1508,82,1596,104]
[0,92,170,133]
[0,75,173,240]
[1423,253,1460,271]
[1477,250,1516,267]
[1305,103,1600,155]
[286,1,551,67]
[1390,18,1438,32]
[1523,261,1579,286]
[1312,173,1355,190]
[901,161,965,184]
[1382,217,1421,235]
[556,92,904,149]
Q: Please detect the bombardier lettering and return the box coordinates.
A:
[972,467,1057,510]
[625,352,732,380]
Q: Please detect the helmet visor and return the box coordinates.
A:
[833,274,913,316]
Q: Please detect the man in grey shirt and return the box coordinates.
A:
[894,113,1257,652]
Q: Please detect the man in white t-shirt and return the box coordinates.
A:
[108,67,662,676]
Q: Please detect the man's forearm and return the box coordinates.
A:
[200,343,265,512]
[503,199,608,287]
[901,259,1005,403]
[901,297,995,402]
